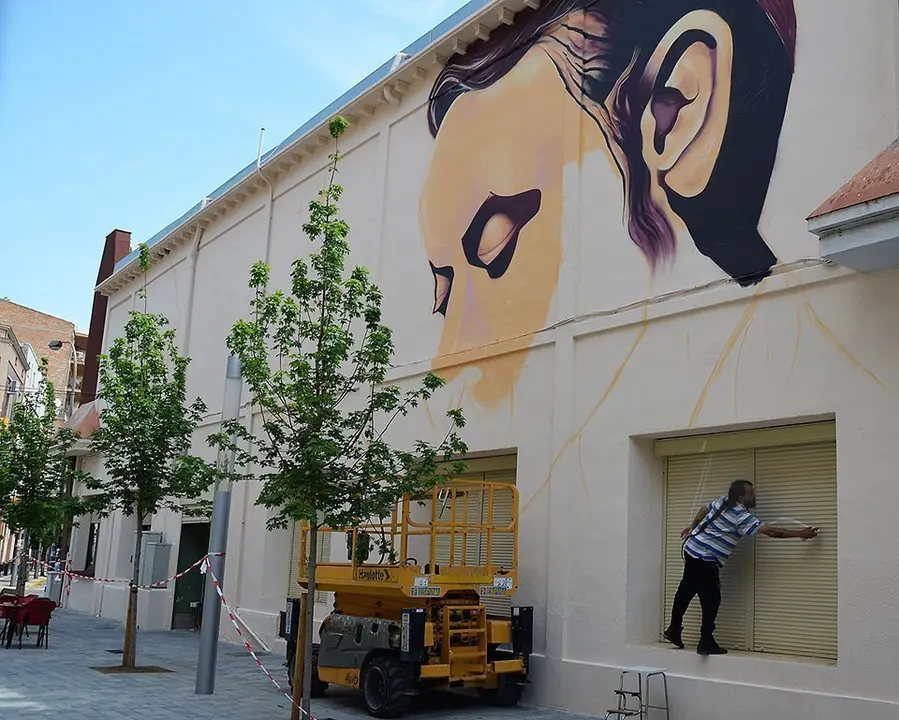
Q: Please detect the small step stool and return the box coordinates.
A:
[605,666,670,720]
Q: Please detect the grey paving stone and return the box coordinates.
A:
[0,609,592,720]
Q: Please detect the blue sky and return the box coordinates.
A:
[0,0,469,331]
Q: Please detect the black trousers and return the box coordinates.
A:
[669,552,721,642]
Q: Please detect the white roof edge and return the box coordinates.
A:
[807,192,899,237]
[98,0,518,297]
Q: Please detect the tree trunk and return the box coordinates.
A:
[290,592,309,720]
[123,513,142,668]
[15,530,29,596]
[9,532,20,588]
[301,523,319,717]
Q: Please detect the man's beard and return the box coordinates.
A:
[744,498,757,509]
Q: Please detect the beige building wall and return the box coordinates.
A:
[0,324,28,420]
[0,524,15,569]
[73,1,899,717]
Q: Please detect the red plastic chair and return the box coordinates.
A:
[20,598,56,649]
[3,597,53,649]
[0,596,34,649]
[0,599,14,645]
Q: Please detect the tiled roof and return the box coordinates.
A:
[808,137,899,219]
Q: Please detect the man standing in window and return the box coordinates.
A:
[664,479,818,655]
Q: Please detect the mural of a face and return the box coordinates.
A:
[420,0,797,406]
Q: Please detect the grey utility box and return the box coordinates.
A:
[131,532,170,587]
[132,531,163,565]
[45,571,63,604]
[140,542,172,588]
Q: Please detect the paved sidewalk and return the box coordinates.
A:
[0,609,588,720]
[0,575,46,591]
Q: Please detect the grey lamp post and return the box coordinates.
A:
[47,339,77,418]
[47,338,81,585]
[196,355,243,694]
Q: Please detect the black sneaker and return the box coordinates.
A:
[697,639,728,656]
[663,628,684,649]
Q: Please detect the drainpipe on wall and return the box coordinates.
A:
[256,128,276,263]
[182,199,210,356]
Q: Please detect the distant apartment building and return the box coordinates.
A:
[19,342,46,416]
[0,301,86,568]
[0,323,27,421]
[0,299,82,419]
[0,523,14,575]
[22,342,40,395]
[0,323,27,572]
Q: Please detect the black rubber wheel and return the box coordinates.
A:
[287,643,329,698]
[362,655,410,718]
[478,674,523,707]
[479,648,524,707]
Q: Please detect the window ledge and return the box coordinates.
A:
[638,641,836,668]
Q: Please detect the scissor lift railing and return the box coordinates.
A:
[297,480,519,600]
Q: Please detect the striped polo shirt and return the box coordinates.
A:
[684,497,763,565]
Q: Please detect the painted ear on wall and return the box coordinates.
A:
[639,10,734,200]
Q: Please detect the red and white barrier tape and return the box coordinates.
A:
[59,551,307,715]
[8,554,48,568]
[64,552,225,590]
[204,560,316,720]
[5,554,60,584]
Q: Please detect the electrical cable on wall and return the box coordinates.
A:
[386,257,833,373]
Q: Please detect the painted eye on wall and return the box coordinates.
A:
[430,263,455,316]
[461,190,542,279]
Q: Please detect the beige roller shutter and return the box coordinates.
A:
[287,523,302,600]
[481,469,516,572]
[753,442,837,660]
[434,473,485,569]
[432,458,517,618]
[659,423,837,662]
[663,450,753,650]
[479,469,516,618]
[287,523,332,604]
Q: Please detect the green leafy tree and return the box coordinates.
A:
[210,117,467,715]
[0,362,88,595]
[88,244,213,669]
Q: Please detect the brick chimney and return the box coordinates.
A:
[79,229,131,405]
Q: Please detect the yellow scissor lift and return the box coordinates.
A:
[294,480,533,717]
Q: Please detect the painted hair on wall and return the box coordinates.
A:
[427,0,797,288]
